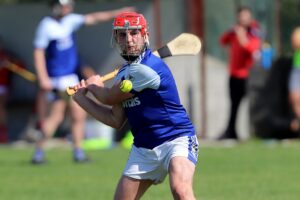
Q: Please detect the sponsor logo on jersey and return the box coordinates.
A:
[122,97,141,108]
[57,36,73,50]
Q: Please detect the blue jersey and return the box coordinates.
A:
[33,14,85,77]
[115,49,196,149]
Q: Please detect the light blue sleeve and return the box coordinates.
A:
[128,63,161,92]
[33,18,50,49]
[66,13,85,31]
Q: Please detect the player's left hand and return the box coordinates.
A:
[73,79,88,95]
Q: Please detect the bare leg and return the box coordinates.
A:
[69,99,86,149]
[36,99,66,148]
[0,93,8,143]
[169,157,196,200]
[114,176,153,200]
[289,91,300,136]
[36,89,48,125]
[290,91,300,119]
[32,98,66,164]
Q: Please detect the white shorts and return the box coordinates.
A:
[50,73,80,91]
[47,74,80,101]
[123,135,199,184]
[289,68,300,91]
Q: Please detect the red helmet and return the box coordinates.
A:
[113,12,148,36]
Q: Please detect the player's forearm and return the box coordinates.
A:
[236,32,249,47]
[87,82,132,106]
[87,85,113,105]
[33,49,48,81]
[73,92,124,129]
[85,10,119,25]
[85,7,134,25]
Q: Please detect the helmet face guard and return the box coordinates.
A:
[112,12,149,61]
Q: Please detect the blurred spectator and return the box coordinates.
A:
[31,0,134,164]
[260,42,274,70]
[250,55,300,139]
[218,6,261,140]
[288,27,300,136]
[248,27,300,139]
[0,36,27,143]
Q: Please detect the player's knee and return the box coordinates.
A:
[71,108,86,122]
[71,110,85,121]
[72,115,85,123]
[170,183,195,200]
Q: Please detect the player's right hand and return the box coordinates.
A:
[72,79,88,95]
[39,78,52,91]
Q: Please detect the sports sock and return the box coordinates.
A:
[73,148,86,160]
[33,148,44,161]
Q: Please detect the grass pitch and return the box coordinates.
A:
[0,139,300,200]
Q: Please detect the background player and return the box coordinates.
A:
[31,0,134,164]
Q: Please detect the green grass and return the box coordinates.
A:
[1,139,300,200]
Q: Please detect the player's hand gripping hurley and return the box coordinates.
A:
[66,33,202,96]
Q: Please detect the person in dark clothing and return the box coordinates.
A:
[251,55,300,139]
[218,6,261,140]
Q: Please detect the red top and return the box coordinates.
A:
[0,50,11,85]
[220,22,261,78]
[0,50,25,85]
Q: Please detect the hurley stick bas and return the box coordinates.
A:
[1,60,37,82]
